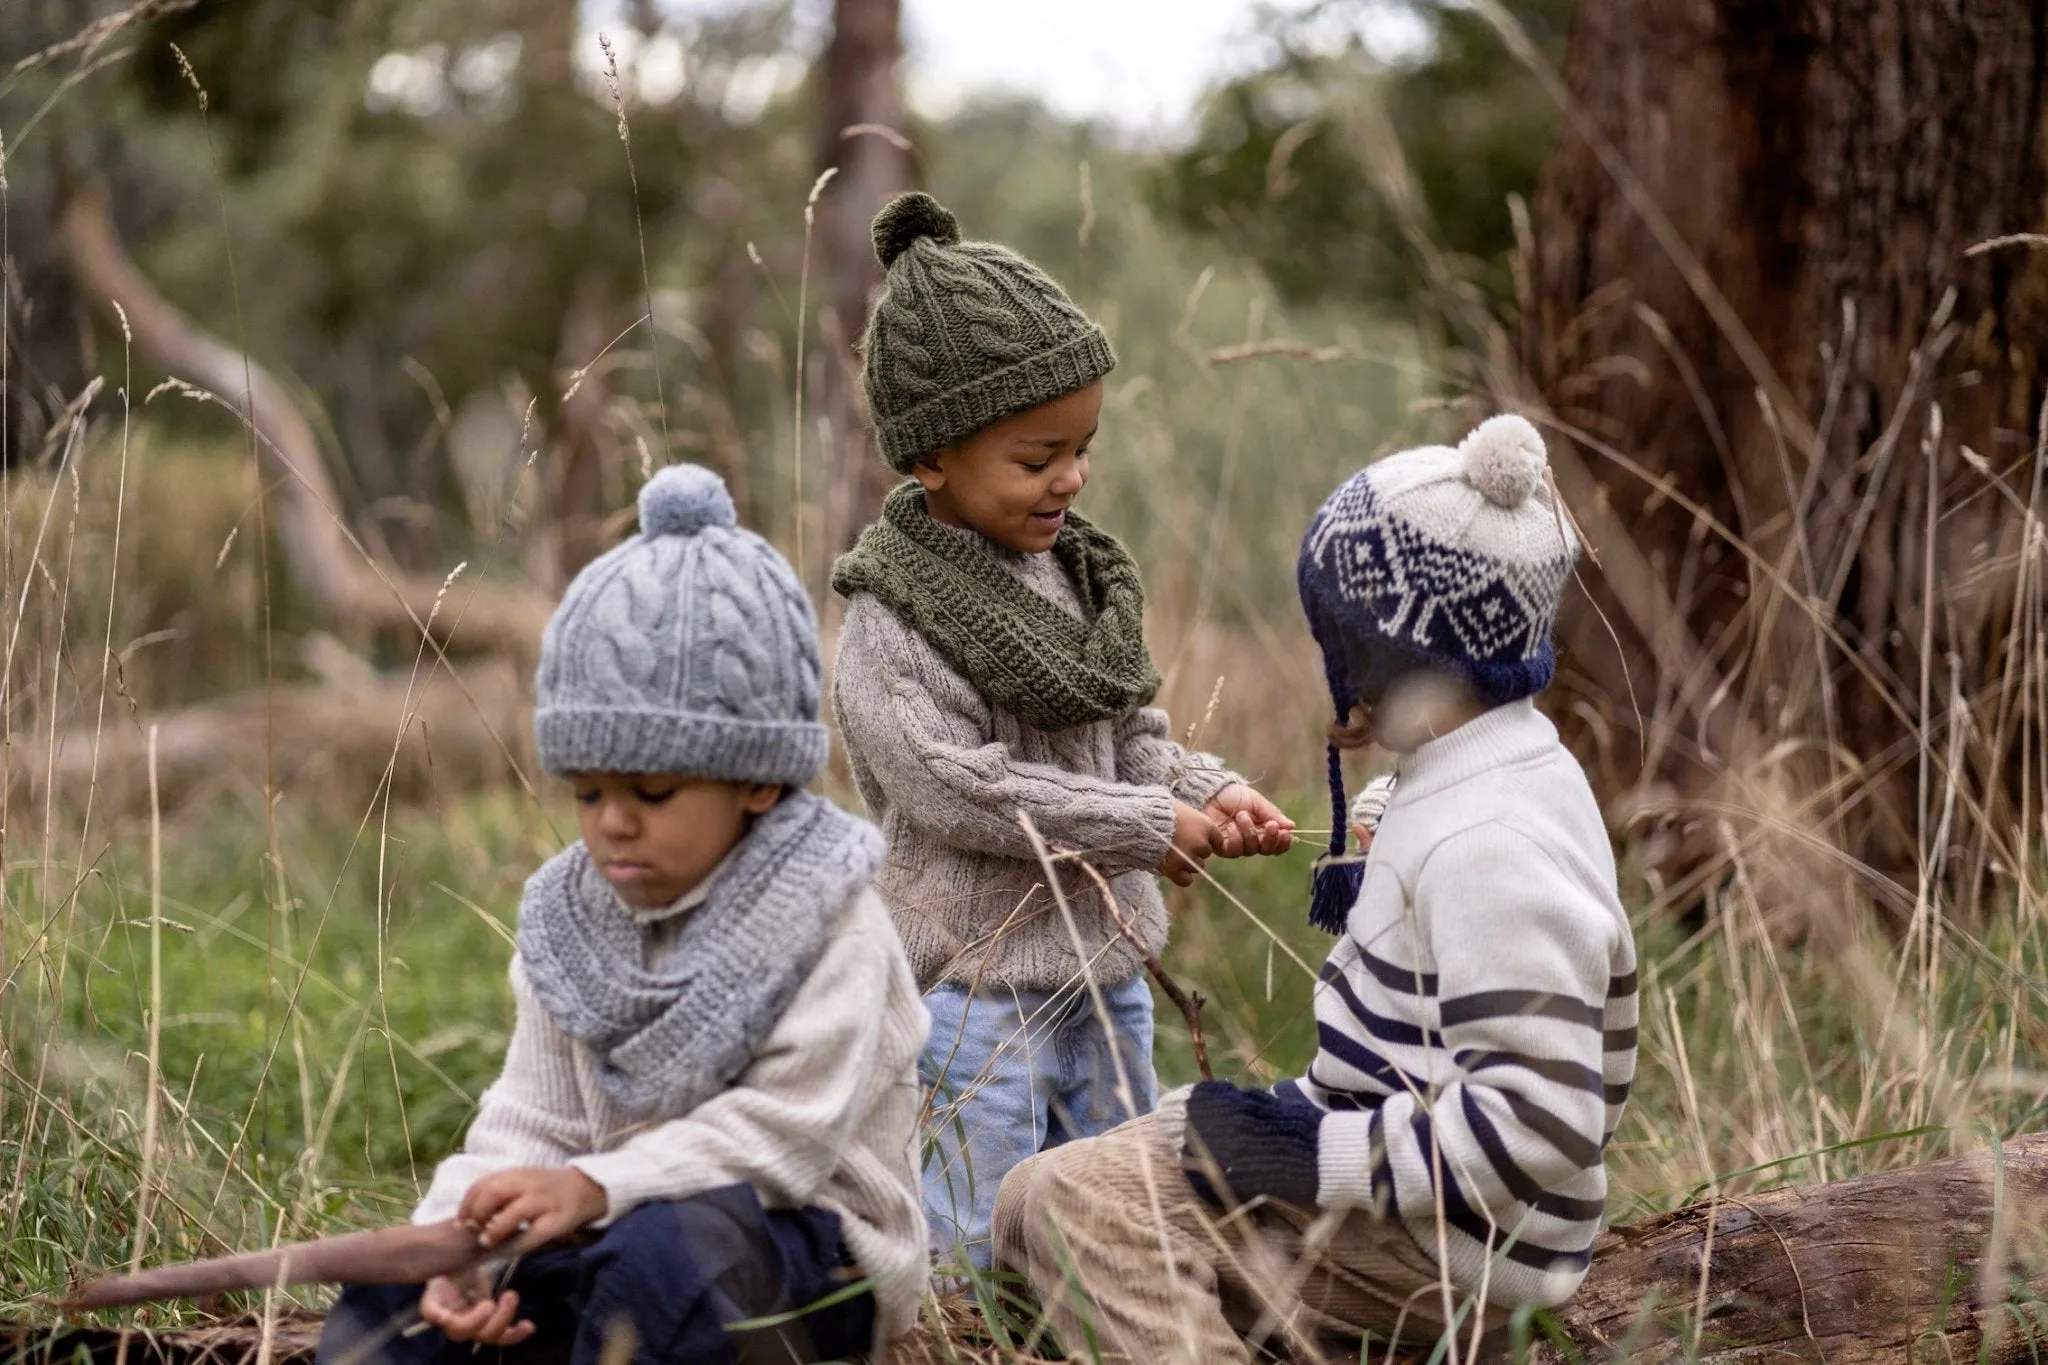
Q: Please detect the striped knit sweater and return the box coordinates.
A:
[1298,699,1636,1309]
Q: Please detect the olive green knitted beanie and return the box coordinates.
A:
[860,192,1117,474]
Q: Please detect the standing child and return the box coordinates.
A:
[831,192,1294,1270]
[994,416,1638,1360]
[318,466,930,1365]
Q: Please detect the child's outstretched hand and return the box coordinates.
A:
[460,1166,608,1253]
[1204,785,1295,858]
[1160,800,1219,886]
[420,1268,534,1346]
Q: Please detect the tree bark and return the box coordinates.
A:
[814,0,915,554]
[1523,1,2048,925]
[1544,1134,2048,1364]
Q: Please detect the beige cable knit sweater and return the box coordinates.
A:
[413,886,931,1347]
[833,531,1239,993]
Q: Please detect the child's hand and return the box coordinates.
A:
[1203,785,1295,858]
[421,1269,534,1346]
[1160,801,1219,886]
[459,1167,608,1253]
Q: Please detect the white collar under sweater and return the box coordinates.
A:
[631,845,741,968]
[1299,697,1639,1312]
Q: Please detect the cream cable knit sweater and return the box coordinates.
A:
[413,887,932,1346]
[833,532,1239,993]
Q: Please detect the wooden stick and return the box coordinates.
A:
[1071,858,1213,1082]
[59,1221,494,1309]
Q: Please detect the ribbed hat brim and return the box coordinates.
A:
[877,327,1115,473]
[535,708,829,786]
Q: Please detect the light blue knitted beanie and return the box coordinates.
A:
[533,464,829,785]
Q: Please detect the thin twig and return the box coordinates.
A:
[1071,858,1212,1082]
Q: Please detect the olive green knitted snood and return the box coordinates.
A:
[832,483,1160,731]
[860,192,1117,474]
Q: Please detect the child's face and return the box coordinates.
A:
[569,773,781,909]
[913,381,1102,554]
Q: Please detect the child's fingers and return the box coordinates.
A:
[514,1206,580,1252]
[457,1177,515,1231]
[492,1318,538,1348]
[476,1291,524,1344]
[432,1295,496,1341]
[478,1194,540,1248]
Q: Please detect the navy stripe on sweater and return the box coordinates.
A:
[1456,1048,1606,1097]
[1314,1024,1432,1097]
[1322,968,1443,1049]
[1440,989,1606,1030]
[1407,1112,1595,1273]
[1459,1089,1608,1222]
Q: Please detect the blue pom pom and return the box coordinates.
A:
[640,464,735,537]
[1308,857,1362,935]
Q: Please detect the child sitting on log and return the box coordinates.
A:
[829,191,1295,1272]
[993,416,1639,1360]
[318,466,929,1365]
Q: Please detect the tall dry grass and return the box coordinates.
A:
[0,14,2044,1365]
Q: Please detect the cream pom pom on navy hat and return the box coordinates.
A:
[533,463,829,785]
[1295,414,1580,931]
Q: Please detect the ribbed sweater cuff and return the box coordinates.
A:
[1316,1109,1387,1211]
[1171,753,1241,812]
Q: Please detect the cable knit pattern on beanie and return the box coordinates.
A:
[534,463,828,783]
[860,191,1117,474]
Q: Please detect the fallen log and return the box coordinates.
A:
[12,658,533,819]
[1545,1133,2048,1363]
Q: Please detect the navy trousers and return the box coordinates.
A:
[317,1185,877,1365]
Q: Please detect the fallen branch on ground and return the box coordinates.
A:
[1544,1132,2048,1363]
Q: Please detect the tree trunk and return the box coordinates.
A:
[1544,1134,2048,1364]
[1523,1,2048,928]
[814,0,915,555]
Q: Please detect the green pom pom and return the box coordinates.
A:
[871,192,960,268]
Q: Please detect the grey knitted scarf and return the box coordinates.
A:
[832,482,1160,731]
[515,791,886,1117]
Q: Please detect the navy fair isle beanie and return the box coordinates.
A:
[1295,414,1580,932]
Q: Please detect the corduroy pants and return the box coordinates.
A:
[994,1106,1498,1364]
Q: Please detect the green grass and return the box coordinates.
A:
[0,794,561,1312]
[8,772,2047,1338]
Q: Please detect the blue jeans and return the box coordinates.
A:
[920,974,1157,1270]
[316,1185,874,1365]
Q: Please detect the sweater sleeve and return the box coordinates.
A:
[1315,826,1614,1279]
[412,958,593,1225]
[569,892,928,1222]
[835,597,1176,873]
[1112,706,1241,810]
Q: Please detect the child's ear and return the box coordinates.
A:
[741,783,783,815]
[911,452,949,493]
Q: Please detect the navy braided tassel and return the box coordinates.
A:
[1308,743,1360,934]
